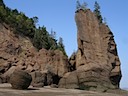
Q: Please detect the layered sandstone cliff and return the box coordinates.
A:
[0,23,69,86]
[59,9,121,91]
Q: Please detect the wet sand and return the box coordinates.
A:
[0,83,127,96]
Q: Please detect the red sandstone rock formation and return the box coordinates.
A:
[0,23,69,86]
[59,9,122,91]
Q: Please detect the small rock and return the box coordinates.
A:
[50,84,58,88]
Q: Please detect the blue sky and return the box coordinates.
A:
[4,0,128,89]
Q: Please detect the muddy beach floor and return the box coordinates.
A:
[0,83,127,96]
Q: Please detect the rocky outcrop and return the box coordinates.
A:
[29,49,68,87]
[0,23,69,86]
[59,9,122,91]
[30,70,60,88]
[34,49,69,77]
[30,71,46,87]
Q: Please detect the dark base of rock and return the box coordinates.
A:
[0,77,2,84]
[30,71,61,88]
[32,83,44,88]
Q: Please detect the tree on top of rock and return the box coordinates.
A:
[76,0,81,10]
[57,37,67,56]
[94,1,103,23]
[81,2,88,11]
[32,16,38,26]
[76,0,88,11]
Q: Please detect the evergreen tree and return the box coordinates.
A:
[76,0,81,10]
[33,26,49,50]
[32,16,38,26]
[50,29,56,39]
[76,0,88,11]
[57,37,67,56]
[33,29,42,50]
[0,0,5,7]
[103,17,107,25]
[33,26,58,50]
[0,6,6,21]
[48,29,57,50]
[81,2,88,11]
[48,36,57,50]
[94,1,103,23]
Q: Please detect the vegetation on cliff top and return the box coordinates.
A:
[0,0,67,56]
[76,0,88,11]
[93,1,103,24]
[76,0,103,24]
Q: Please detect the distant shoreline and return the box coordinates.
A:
[122,88,128,91]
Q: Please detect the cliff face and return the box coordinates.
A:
[59,9,121,91]
[76,9,122,87]
[0,23,69,86]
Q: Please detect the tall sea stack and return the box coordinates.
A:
[59,9,122,91]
